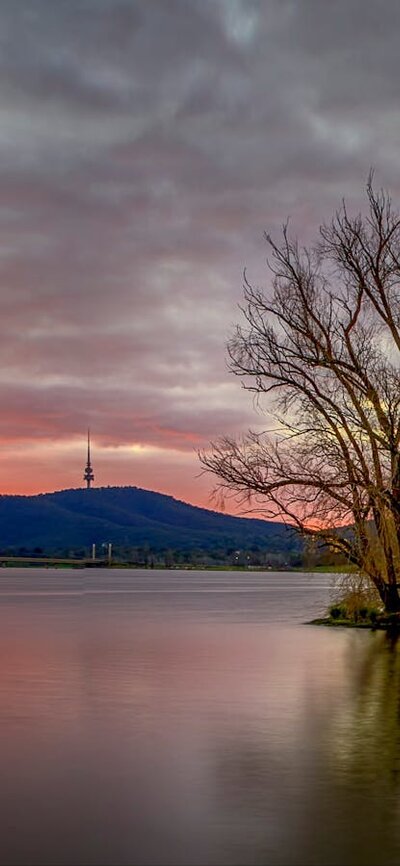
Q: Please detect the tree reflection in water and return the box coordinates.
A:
[214,631,400,866]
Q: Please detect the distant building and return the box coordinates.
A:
[83,429,94,489]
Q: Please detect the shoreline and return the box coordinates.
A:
[309,615,400,631]
[308,617,377,629]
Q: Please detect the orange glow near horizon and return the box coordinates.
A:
[0,438,233,512]
[0,437,347,528]
[0,439,338,526]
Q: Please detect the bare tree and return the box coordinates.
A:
[200,178,400,612]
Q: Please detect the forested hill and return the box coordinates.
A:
[0,486,300,557]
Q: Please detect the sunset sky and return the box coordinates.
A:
[1,0,400,507]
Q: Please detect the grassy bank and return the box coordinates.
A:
[310,596,400,630]
[309,616,376,628]
[310,613,400,630]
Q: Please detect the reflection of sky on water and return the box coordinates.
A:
[0,570,398,864]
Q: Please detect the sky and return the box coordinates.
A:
[1,0,400,507]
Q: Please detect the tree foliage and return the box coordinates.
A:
[200,178,400,611]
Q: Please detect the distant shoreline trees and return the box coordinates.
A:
[200,177,400,613]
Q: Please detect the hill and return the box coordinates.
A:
[0,486,301,560]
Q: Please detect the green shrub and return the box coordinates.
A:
[329,604,346,620]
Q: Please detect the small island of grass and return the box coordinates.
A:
[310,574,400,631]
[310,604,392,630]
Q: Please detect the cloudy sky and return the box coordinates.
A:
[1,0,400,506]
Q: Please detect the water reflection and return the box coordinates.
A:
[213,630,400,866]
[0,572,399,864]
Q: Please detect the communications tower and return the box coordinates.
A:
[84,428,94,489]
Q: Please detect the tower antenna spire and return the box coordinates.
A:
[84,428,94,489]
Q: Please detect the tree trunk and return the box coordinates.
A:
[381,582,400,613]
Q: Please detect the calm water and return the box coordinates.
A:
[0,568,398,865]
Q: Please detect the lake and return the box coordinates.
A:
[0,567,397,865]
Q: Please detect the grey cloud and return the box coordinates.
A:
[0,0,400,494]
[0,375,252,451]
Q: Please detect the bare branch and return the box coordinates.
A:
[200,178,400,612]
